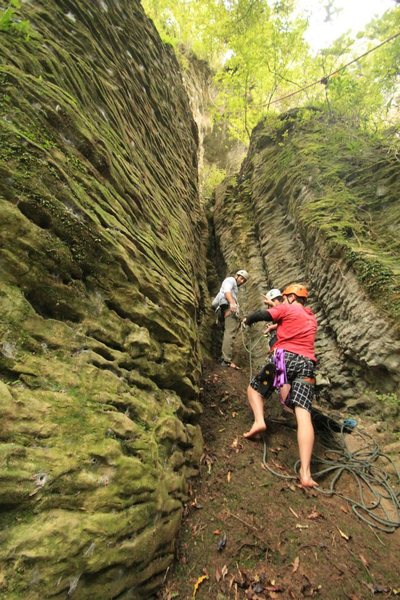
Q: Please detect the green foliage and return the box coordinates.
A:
[200,163,226,200]
[143,0,399,143]
[0,0,33,41]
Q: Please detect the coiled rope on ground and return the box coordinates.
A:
[263,419,400,533]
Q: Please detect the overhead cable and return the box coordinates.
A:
[265,31,400,107]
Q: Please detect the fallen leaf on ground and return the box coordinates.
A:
[289,507,299,518]
[265,584,284,592]
[231,437,239,448]
[221,564,229,580]
[337,527,351,541]
[295,524,309,529]
[271,460,287,472]
[292,556,300,573]
[192,574,208,598]
[227,471,232,482]
[307,510,323,520]
[359,554,369,569]
[340,505,349,513]
[213,529,222,535]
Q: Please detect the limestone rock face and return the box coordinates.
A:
[213,110,400,406]
[0,1,207,597]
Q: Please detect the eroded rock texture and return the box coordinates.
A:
[213,110,400,406]
[0,1,207,597]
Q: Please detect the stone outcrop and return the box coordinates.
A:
[0,1,208,598]
[213,109,400,407]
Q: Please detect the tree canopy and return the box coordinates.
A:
[142,0,400,142]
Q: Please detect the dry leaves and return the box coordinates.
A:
[337,527,351,541]
[192,574,208,598]
[215,564,228,582]
[359,553,370,570]
[307,510,323,520]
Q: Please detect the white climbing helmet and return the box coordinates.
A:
[266,288,282,301]
[236,269,249,281]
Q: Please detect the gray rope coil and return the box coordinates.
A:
[263,420,400,533]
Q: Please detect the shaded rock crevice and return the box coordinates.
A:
[213,110,400,407]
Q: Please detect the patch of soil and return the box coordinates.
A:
[158,359,400,600]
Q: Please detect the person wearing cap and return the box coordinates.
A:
[243,288,284,410]
[212,269,249,369]
[262,288,283,350]
[242,283,318,488]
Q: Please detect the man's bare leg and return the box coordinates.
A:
[294,406,318,487]
[243,385,267,438]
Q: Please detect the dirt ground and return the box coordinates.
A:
[157,355,400,600]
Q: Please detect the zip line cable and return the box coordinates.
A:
[263,31,400,107]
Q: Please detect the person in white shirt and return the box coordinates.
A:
[212,269,249,369]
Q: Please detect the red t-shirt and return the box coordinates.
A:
[268,303,317,361]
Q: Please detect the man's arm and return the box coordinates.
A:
[225,290,237,310]
[244,310,273,326]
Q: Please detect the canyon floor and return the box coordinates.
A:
[158,352,400,600]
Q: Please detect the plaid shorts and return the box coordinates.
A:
[284,351,315,412]
[250,350,315,412]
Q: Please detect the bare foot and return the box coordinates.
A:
[229,362,241,370]
[221,361,241,370]
[299,470,318,488]
[243,422,267,438]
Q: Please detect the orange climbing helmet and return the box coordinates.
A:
[282,284,309,298]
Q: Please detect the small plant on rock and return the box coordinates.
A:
[0,0,33,41]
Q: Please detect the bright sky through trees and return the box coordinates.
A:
[143,0,400,141]
[299,0,396,51]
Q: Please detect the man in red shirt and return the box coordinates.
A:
[242,284,318,487]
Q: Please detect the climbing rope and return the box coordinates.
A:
[262,418,400,533]
[240,324,266,381]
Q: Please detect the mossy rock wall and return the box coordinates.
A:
[0,1,207,598]
[213,110,400,406]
